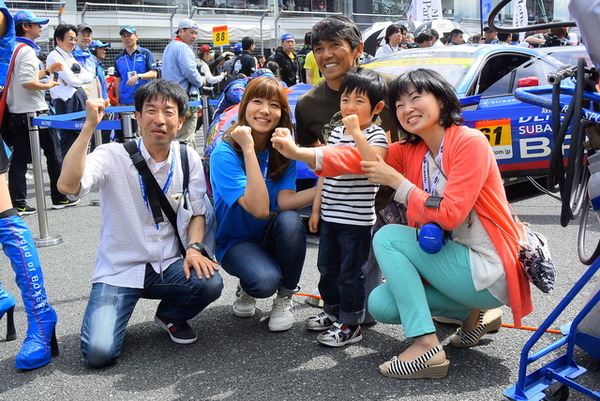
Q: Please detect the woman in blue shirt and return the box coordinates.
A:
[210,76,314,332]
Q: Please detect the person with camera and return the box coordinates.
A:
[375,24,406,58]
[46,23,94,157]
[197,44,226,87]
[6,11,77,213]
[272,68,533,379]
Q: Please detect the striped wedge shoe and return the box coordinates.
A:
[378,344,450,379]
[449,308,503,348]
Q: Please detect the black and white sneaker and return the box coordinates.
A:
[52,198,80,210]
[154,315,198,344]
[317,321,362,347]
[305,312,336,331]
[16,205,37,216]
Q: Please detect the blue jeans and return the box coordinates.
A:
[220,210,306,298]
[80,260,223,368]
[369,224,503,338]
[318,221,371,326]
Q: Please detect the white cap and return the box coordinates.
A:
[174,18,199,34]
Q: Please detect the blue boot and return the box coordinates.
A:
[0,214,58,370]
[0,284,16,341]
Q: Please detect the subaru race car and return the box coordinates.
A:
[362,44,578,179]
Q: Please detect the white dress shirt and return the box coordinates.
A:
[78,140,207,288]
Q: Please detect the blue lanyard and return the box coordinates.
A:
[422,142,444,196]
[259,150,269,179]
[137,139,175,227]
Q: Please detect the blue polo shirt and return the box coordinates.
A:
[210,141,297,262]
[113,46,156,104]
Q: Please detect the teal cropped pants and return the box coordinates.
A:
[369,224,503,338]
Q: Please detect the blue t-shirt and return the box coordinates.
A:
[114,46,156,104]
[210,141,297,262]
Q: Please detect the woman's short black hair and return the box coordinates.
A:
[339,67,387,112]
[384,24,406,44]
[53,23,77,46]
[134,79,188,117]
[388,68,463,143]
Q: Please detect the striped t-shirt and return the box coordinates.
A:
[321,124,388,226]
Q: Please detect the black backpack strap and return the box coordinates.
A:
[180,142,189,208]
[124,141,186,256]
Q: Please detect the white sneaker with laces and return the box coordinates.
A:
[233,287,256,318]
[268,295,294,332]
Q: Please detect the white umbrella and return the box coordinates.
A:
[363,20,422,56]
[413,19,468,40]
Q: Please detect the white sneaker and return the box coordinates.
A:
[268,295,294,332]
[233,287,256,318]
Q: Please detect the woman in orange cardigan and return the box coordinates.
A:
[272,68,532,380]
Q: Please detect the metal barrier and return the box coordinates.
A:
[81,2,178,33]
[4,0,65,23]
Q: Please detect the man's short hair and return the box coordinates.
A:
[498,32,511,42]
[134,79,189,118]
[303,31,312,46]
[383,24,406,44]
[311,16,361,50]
[450,28,464,39]
[339,67,387,112]
[428,29,439,40]
[415,32,434,44]
[241,36,254,51]
[53,23,77,46]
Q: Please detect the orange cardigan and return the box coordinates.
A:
[317,125,533,326]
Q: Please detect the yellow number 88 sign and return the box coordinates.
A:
[212,26,229,46]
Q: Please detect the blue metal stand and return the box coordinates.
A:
[504,258,600,400]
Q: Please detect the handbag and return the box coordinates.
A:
[518,222,556,294]
[483,209,556,294]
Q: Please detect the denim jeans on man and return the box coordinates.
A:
[80,260,223,367]
[220,210,306,298]
[318,220,371,326]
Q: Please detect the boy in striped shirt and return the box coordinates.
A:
[305,67,388,347]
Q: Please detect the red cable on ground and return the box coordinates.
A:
[295,293,564,334]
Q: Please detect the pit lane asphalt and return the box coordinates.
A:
[1,176,598,401]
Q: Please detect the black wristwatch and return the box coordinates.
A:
[186,242,209,257]
[44,68,50,76]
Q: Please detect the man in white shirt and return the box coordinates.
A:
[58,79,223,368]
[374,24,405,57]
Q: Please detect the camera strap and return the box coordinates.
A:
[124,140,189,256]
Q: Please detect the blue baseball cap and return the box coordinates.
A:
[13,10,49,25]
[252,68,275,79]
[90,40,110,48]
[281,33,295,42]
[119,25,137,35]
[233,42,243,52]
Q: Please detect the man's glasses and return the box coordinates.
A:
[313,18,346,31]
